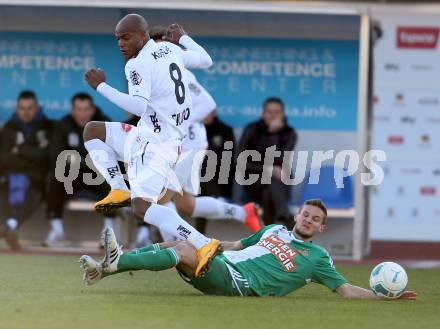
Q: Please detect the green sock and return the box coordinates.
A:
[127,243,161,255]
[102,244,164,277]
[117,248,179,272]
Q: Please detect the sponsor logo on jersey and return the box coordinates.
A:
[257,234,298,272]
[130,70,142,85]
[172,108,190,126]
[151,46,171,60]
[149,112,161,133]
[397,27,439,49]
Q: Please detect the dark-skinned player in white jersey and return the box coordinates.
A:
[83,14,222,277]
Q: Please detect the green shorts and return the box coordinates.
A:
[177,255,255,296]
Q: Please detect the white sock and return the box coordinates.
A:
[50,218,64,234]
[144,204,210,249]
[159,202,181,242]
[136,226,151,244]
[193,197,246,223]
[84,139,128,190]
[159,227,178,242]
[159,201,178,242]
[103,217,114,230]
[6,218,18,231]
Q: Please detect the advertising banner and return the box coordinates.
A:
[0,32,126,122]
[0,33,359,132]
[371,13,440,241]
[195,37,359,131]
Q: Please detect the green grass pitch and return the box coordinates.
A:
[0,254,439,329]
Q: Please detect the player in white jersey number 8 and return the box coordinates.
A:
[83,14,220,277]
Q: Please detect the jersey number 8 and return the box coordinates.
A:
[169,63,185,105]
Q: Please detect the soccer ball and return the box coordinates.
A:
[369,262,408,299]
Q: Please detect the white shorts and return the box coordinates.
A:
[105,122,133,162]
[168,147,206,196]
[105,122,180,202]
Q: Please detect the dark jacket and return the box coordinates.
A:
[238,119,297,175]
[0,110,54,185]
[49,108,111,172]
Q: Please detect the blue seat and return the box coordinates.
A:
[299,165,354,209]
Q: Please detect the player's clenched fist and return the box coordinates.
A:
[166,23,187,44]
[85,68,106,90]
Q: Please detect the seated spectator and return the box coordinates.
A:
[0,91,53,249]
[238,97,297,228]
[44,93,114,247]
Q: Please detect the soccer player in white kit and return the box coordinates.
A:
[104,68,262,244]
[83,14,220,277]
[148,26,261,236]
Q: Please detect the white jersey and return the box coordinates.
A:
[182,69,216,150]
[125,39,193,141]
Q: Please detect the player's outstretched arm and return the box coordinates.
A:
[336,283,417,300]
[166,23,213,69]
[221,241,243,251]
[84,68,147,117]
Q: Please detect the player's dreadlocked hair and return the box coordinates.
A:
[303,199,327,224]
[150,25,167,41]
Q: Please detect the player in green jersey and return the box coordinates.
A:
[79,199,417,300]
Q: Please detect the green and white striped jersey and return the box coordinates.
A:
[223,224,347,297]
